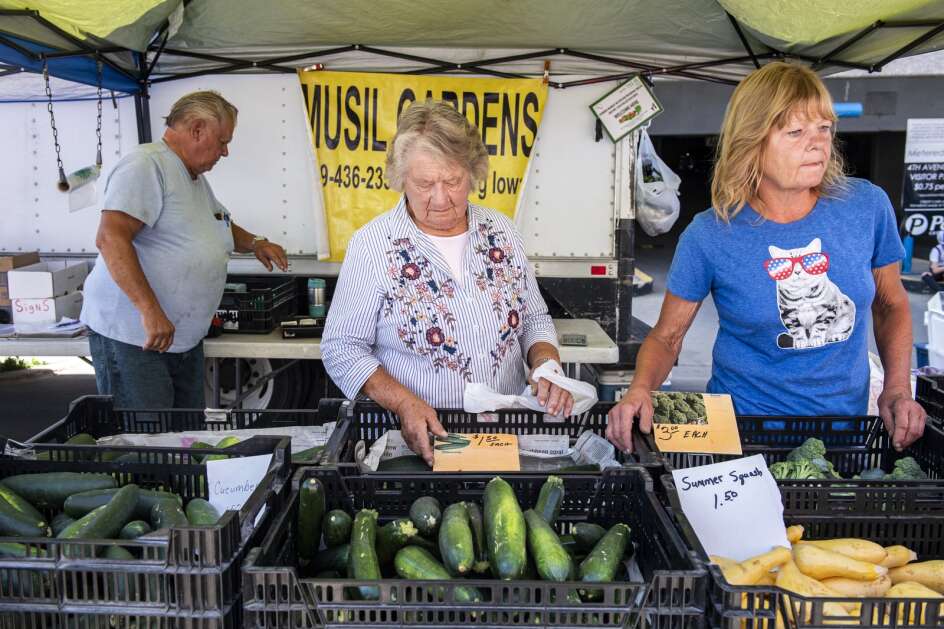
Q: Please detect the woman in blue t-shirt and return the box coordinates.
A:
[607,62,926,453]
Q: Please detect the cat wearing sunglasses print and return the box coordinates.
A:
[764,238,855,350]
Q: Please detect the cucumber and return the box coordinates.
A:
[51,513,76,536]
[64,487,182,520]
[150,499,188,530]
[534,476,564,525]
[185,498,221,526]
[293,446,325,463]
[323,509,353,548]
[0,542,44,558]
[0,495,48,537]
[559,534,580,555]
[376,518,418,566]
[1,472,116,509]
[350,509,381,600]
[103,544,136,599]
[484,477,526,580]
[297,477,326,562]
[189,441,214,462]
[578,523,631,600]
[66,433,97,446]
[438,503,474,575]
[376,455,431,472]
[524,509,571,582]
[119,520,152,540]
[0,484,46,524]
[311,543,350,573]
[204,436,241,461]
[58,484,139,540]
[573,523,607,552]
[393,546,482,603]
[464,501,489,574]
[409,496,441,537]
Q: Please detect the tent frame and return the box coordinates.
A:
[2,8,943,142]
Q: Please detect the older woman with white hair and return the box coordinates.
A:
[323,100,573,464]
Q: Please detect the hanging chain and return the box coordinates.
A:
[95,58,103,167]
[43,59,69,190]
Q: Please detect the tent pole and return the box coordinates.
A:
[0,33,40,60]
[813,21,883,70]
[561,49,737,84]
[134,53,151,144]
[356,45,522,78]
[871,22,944,71]
[725,13,761,68]
[27,11,138,82]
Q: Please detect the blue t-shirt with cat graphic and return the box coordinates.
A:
[666,178,904,416]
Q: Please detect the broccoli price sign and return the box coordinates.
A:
[650,392,742,455]
[672,454,789,561]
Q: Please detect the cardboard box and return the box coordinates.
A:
[11,291,83,324]
[0,252,40,273]
[0,286,9,306]
[7,261,88,299]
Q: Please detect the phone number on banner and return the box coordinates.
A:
[320,164,390,190]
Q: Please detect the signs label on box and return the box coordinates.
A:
[206,453,273,515]
[433,433,520,472]
[651,392,742,455]
[671,454,788,561]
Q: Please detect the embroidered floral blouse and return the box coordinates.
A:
[322,199,559,407]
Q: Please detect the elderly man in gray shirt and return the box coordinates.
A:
[81,91,287,408]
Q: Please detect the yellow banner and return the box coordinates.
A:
[298,71,547,261]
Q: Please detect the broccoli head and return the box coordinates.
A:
[786,438,827,464]
[886,457,928,481]
[769,460,826,480]
[853,468,888,481]
[808,456,843,479]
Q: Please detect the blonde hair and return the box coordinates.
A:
[386,100,489,191]
[711,62,847,221]
[165,91,238,129]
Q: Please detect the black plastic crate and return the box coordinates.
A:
[242,465,706,628]
[916,373,944,427]
[217,275,297,334]
[662,475,944,629]
[323,399,649,472]
[0,435,291,619]
[28,395,340,455]
[636,416,944,505]
[0,599,241,628]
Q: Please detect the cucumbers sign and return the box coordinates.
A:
[298,71,547,261]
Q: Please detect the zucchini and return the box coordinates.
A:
[573,523,607,552]
[150,499,188,530]
[311,543,350,574]
[406,534,441,558]
[534,476,564,525]
[0,495,48,537]
[185,498,221,526]
[1,472,116,509]
[103,544,136,599]
[376,455,431,472]
[578,523,631,600]
[409,496,442,537]
[204,436,241,461]
[464,501,489,574]
[438,503,474,575]
[559,534,580,555]
[323,509,353,548]
[66,433,97,446]
[51,513,76,536]
[484,476,526,580]
[0,542,44,558]
[0,484,46,524]
[293,446,324,463]
[119,520,152,540]
[297,477,326,562]
[189,441,214,463]
[64,487,182,520]
[524,509,571,582]
[349,509,381,600]
[58,484,139,540]
[376,518,418,566]
[393,546,482,603]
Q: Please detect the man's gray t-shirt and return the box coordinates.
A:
[81,141,234,352]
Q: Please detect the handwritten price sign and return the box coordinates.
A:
[671,454,788,561]
[433,433,520,472]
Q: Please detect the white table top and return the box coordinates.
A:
[0,318,618,364]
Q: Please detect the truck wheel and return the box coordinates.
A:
[204,357,290,409]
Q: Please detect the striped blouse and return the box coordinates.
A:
[322,198,559,408]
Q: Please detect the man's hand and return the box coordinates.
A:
[528,365,574,416]
[398,396,448,465]
[141,308,175,352]
[605,387,654,453]
[254,241,289,272]
[878,387,927,451]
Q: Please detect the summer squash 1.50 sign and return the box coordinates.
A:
[298,71,547,261]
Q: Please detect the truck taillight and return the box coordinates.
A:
[590,265,607,276]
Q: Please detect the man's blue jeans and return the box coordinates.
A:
[88,330,206,408]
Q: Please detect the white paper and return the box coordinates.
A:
[206,453,273,514]
[518,434,570,458]
[97,422,336,454]
[463,360,598,416]
[671,454,788,561]
[573,431,620,469]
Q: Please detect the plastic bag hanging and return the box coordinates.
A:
[634,128,681,237]
[65,59,104,193]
